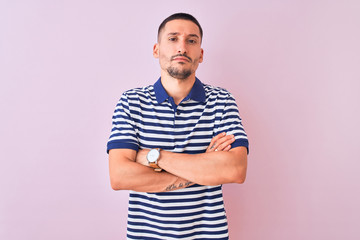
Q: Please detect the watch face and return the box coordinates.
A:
[147,149,160,163]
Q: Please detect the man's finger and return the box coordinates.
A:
[217,139,235,151]
[207,132,226,151]
[212,135,235,151]
[224,145,231,151]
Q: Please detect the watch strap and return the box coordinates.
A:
[149,162,162,172]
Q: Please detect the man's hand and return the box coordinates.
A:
[206,132,235,152]
[135,132,235,166]
[135,149,150,166]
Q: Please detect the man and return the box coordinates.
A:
[107,13,249,240]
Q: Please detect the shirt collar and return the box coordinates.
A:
[154,77,206,104]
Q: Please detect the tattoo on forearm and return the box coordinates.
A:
[165,181,193,191]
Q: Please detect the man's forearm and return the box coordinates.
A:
[134,169,195,193]
[164,177,194,192]
[110,157,195,193]
[110,133,240,192]
[157,147,247,186]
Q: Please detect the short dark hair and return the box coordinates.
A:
[157,13,203,43]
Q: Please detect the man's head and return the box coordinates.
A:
[154,13,204,80]
[157,13,203,44]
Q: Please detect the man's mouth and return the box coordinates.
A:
[172,55,192,62]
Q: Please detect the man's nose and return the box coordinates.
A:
[177,40,187,54]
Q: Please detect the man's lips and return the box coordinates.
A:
[171,55,191,62]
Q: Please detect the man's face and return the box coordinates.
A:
[154,19,204,80]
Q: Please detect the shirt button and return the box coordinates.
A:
[176,111,180,115]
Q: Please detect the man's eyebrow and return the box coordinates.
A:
[167,32,200,38]
[188,34,200,38]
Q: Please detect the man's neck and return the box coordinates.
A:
[160,73,196,105]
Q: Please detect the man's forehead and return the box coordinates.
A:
[161,19,201,37]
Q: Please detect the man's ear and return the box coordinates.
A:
[153,43,159,58]
[199,48,204,63]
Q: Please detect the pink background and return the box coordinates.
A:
[1,0,359,239]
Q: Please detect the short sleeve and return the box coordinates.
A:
[107,93,139,153]
[215,93,249,154]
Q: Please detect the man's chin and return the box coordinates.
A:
[167,69,192,80]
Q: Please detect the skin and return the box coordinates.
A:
[109,133,239,192]
[109,19,247,192]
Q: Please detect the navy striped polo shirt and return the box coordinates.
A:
[107,77,249,239]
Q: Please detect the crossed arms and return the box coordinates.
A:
[109,133,247,193]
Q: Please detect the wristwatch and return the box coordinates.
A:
[147,148,162,172]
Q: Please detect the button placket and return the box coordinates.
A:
[164,100,176,148]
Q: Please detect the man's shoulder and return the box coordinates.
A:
[202,83,232,98]
[122,84,154,97]
[117,84,156,106]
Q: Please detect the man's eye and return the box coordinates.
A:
[169,37,177,41]
[188,39,197,44]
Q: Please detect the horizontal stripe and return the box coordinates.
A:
[128,201,224,214]
[130,189,223,200]
[128,217,227,229]
[128,198,223,208]
[127,225,228,237]
[128,211,227,223]
[128,214,227,225]
[127,228,228,240]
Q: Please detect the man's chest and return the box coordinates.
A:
[130,101,221,153]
